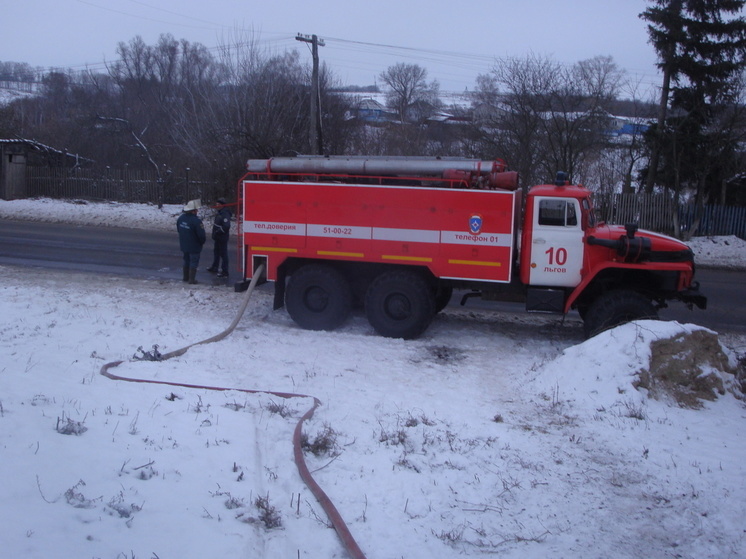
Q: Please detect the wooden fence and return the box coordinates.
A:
[25,166,226,205]
[677,203,746,238]
[23,167,746,239]
[594,193,746,239]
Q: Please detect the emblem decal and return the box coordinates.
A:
[469,214,483,235]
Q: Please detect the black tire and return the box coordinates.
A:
[285,264,352,331]
[583,290,658,338]
[575,303,590,320]
[434,284,453,313]
[365,270,436,339]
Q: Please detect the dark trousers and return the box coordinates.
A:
[183,251,201,269]
[211,237,229,273]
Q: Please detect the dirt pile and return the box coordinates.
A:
[635,329,742,408]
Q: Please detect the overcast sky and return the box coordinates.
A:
[2,0,661,95]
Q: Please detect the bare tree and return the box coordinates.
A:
[211,30,354,160]
[472,53,560,191]
[473,54,624,193]
[379,63,439,122]
[316,65,357,155]
[215,34,309,158]
[104,35,181,175]
[101,34,224,176]
[0,60,37,83]
[541,56,623,182]
[607,77,658,194]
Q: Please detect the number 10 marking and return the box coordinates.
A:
[546,247,568,266]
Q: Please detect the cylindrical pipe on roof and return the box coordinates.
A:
[246,156,507,177]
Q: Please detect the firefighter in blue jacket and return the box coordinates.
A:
[177,199,206,284]
[207,197,232,278]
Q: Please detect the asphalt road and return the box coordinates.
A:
[0,219,237,281]
[0,220,742,333]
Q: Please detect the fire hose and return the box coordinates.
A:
[99,265,367,559]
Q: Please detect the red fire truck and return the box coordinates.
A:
[236,156,706,339]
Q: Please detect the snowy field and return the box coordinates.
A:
[0,198,745,559]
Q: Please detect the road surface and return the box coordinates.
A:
[0,220,742,333]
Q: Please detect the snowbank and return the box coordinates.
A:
[530,320,741,412]
[0,197,183,230]
[686,235,746,269]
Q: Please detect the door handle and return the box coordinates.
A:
[533,238,546,244]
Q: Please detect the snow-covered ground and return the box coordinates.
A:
[1,198,745,559]
[0,85,36,106]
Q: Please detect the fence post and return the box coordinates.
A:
[105,166,110,201]
[157,175,164,209]
[124,163,129,202]
[185,167,190,202]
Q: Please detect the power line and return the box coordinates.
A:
[75,0,219,31]
[18,5,663,95]
[125,0,228,29]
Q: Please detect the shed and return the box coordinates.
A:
[0,139,86,200]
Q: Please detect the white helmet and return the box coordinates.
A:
[183,199,201,212]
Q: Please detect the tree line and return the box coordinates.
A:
[1,0,746,209]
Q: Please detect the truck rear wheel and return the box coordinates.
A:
[583,290,658,338]
[286,264,352,331]
[365,270,436,339]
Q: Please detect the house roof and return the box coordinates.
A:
[0,139,93,162]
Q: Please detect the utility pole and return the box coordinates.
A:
[296,33,325,155]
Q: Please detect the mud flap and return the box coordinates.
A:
[526,287,565,313]
[273,266,286,310]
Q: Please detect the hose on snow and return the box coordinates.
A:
[99,264,367,559]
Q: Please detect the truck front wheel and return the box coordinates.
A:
[583,290,658,338]
[286,264,352,331]
[434,284,453,313]
[365,270,436,339]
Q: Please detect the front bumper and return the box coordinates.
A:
[679,282,707,310]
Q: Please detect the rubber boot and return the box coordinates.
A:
[188,268,199,285]
[182,266,189,282]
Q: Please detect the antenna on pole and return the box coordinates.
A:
[296,33,325,155]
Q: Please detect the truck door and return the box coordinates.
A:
[528,197,583,287]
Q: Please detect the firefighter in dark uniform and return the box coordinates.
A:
[177,199,206,284]
[207,197,232,278]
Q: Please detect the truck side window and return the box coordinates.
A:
[538,199,578,227]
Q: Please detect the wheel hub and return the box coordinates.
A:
[304,286,329,312]
[384,293,411,321]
